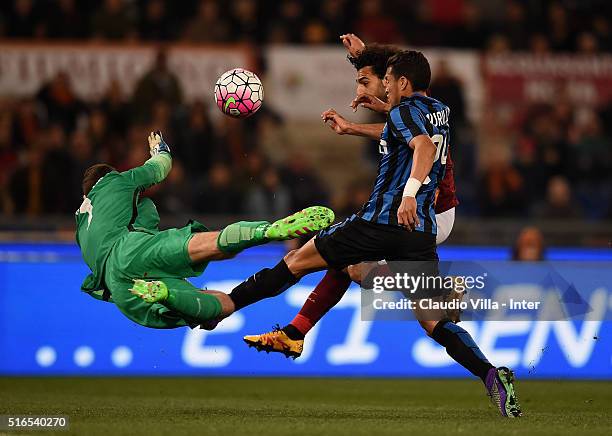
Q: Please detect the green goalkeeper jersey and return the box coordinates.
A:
[75,153,172,295]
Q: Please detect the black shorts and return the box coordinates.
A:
[314,215,437,270]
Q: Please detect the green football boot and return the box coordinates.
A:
[129,279,169,303]
[217,206,335,254]
[265,206,335,240]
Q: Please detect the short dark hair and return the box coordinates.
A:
[82,163,115,196]
[386,50,431,91]
[348,43,402,79]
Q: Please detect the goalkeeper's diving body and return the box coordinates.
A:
[75,131,334,329]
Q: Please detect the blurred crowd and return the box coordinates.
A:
[2,50,610,222]
[0,51,329,218]
[0,0,611,224]
[477,97,612,220]
[0,0,611,53]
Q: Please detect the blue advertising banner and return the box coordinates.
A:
[0,243,610,378]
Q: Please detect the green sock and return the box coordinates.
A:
[165,289,222,322]
[216,221,270,254]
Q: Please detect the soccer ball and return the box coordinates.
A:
[214,68,264,118]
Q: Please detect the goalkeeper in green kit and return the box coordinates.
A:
[76,131,334,329]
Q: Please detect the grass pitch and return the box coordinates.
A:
[1,377,610,435]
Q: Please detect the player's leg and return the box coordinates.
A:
[188,230,233,262]
[347,258,464,324]
[105,233,232,327]
[112,206,334,285]
[433,207,464,322]
[129,278,235,322]
[229,214,374,312]
[287,269,352,337]
[347,261,381,284]
[273,248,435,352]
[239,217,407,355]
[228,237,329,311]
[212,206,335,258]
[393,258,493,384]
[124,206,333,332]
[106,276,229,328]
[282,261,375,341]
[435,207,455,245]
[234,215,414,320]
[421,313,492,378]
[284,261,371,336]
[240,204,455,357]
[240,217,443,356]
[430,317,521,417]
[413,302,521,417]
[243,268,352,358]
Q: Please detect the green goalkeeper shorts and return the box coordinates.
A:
[104,221,222,328]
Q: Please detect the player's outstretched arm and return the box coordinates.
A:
[340,33,366,57]
[321,108,384,139]
[351,92,391,113]
[123,131,172,190]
